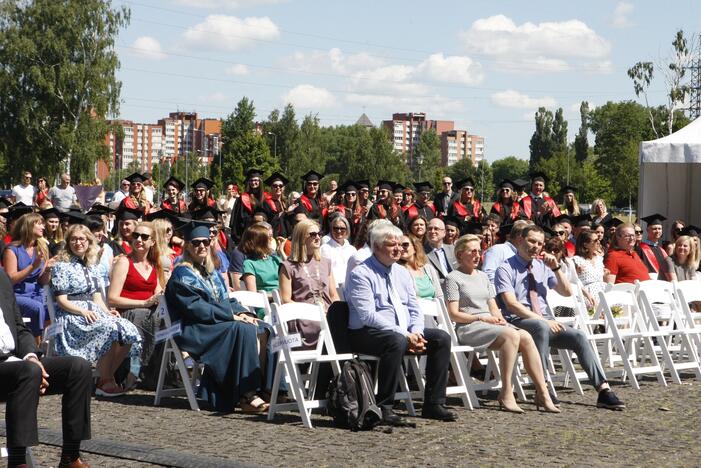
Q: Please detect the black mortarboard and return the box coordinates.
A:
[191,207,225,221]
[116,205,143,221]
[562,185,577,194]
[125,172,146,184]
[245,168,263,181]
[182,220,217,241]
[530,171,548,184]
[340,181,358,193]
[301,170,323,183]
[377,180,394,191]
[7,203,33,221]
[265,172,288,186]
[641,213,666,226]
[84,215,105,231]
[144,208,180,222]
[513,179,529,190]
[39,207,60,219]
[86,204,114,216]
[603,218,624,229]
[191,177,214,190]
[163,176,185,191]
[542,225,556,239]
[356,180,370,190]
[680,225,701,237]
[444,216,462,229]
[498,179,515,190]
[554,214,573,225]
[414,181,433,193]
[455,178,476,190]
[498,223,514,239]
[464,220,483,235]
[62,210,86,225]
[573,214,592,228]
[393,183,405,194]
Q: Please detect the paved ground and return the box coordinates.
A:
[2,374,701,467]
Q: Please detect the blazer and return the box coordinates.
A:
[426,244,458,280]
[0,269,38,361]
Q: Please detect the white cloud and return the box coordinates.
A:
[612,2,634,29]
[131,36,166,60]
[459,15,611,73]
[345,93,464,118]
[283,85,336,109]
[415,53,483,85]
[199,92,229,104]
[173,0,282,9]
[226,64,250,75]
[491,90,557,109]
[280,48,386,75]
[182,15,279,52]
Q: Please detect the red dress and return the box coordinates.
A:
[120,258,157,300]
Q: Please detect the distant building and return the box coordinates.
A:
[440,130,485,166]
[356,113,374,128]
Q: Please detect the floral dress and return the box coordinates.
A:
[572,255,607,306]
[50,256,142,363]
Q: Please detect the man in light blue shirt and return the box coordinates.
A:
[347,223,457,424]
[482,219,532,283]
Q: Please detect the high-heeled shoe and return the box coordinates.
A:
[497,398,525,414]
[534,391,562,413]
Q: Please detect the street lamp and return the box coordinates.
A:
[267,132,277,158]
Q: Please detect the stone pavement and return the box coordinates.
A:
[2,377,701,467]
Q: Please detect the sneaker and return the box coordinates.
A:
[596,389,625,410]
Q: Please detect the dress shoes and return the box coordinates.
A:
[381,407,409,426]
[58,455,90,468]
[421,404,458,421]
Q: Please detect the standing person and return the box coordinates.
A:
[262,172,290,239]
[297,170,325,224]
[48,173,78,212]
[561,185,581,217]
[405,181,436,222]
[490,180,524,223]
[161,176,187,214]
[188,177,216,212]
[230,169,266,243]
[495,225,625,410]
[218,182,239,228]
[142,172,155,205]
[447,178,485,226]
[320,214,356,287]
[119,172,152,214]
[334,181,359,241]
[12,171,36,206]
[323,179,338,204]
[367,180,403,228]
[35,176,51,208]
[401,187,415,210]
[356,179,373,219]
[591,199,612,226]
[110,178,130,208]
[434,176,457,218]
[637,213,672,280]
[346,223,458,423]
[519,172,561,227]
[604,223,651,284]
[41,207,65,257]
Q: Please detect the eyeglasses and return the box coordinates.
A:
[462,187,474,192]
[24,175,32,179]
[132,232,151,241]
[306,182,319,186]
[332,226,347,232]
[271,184,284,189]
[69,237,87,244]
[346,192,357,196]
[166,228,172,233]
[500,188,511,192]
[308,231,321,238]
[420,191,432,197]
[191,238,211,247]
[121,182,130,186]
[555,230,566,236]
[400,242,411,249]
[619,234,636,239]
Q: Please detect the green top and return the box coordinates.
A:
[414,270,436,299]
[242,255,282,292]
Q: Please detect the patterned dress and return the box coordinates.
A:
[50,256,141,363]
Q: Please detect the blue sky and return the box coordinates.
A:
[114,0,701,161]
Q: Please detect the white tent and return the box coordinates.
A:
[639,117,701,228]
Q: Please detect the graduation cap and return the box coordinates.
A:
[86,204,114,217]
[603,218,624,230]
[498,179,516,190]
[182,220,217,241]
[244,168,263,181]
[356,180,370,190]
[84,215,105,231]
[413,181,433,193]
[115,205,144,221]
[498,223,514,239]
[393,183,405,194]
[124,172,146,184]
[377,180,394,191]
[443,216,462,230]
[61,210,86,225]
[265,172,288,186]
[562,185,577,195]
[190,207,225,221]
[191,177,214,190]
[39,207,61,219]
[6,203,33,222]
[513,179,529,191]
[463,220,483,236]
[554,214,573,226]
[573,214,592,228]
[542,225,556,239]
[144,208,180,223]
[680,225,701,237]
[455,178,476,190]
[340,181,358,193]
[163,176,185,191]
[641,213,666,226]
[530,171,549,184]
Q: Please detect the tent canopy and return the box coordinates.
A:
[639,118,701,229]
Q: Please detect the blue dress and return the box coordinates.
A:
[7,244,46,336]
[50,256,142,363]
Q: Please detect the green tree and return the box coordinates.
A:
[264,104,299,176]
[286,114,326,191]
[220,97,278,185]
[491,156,529,186]
[412,130,443,187]
[529,107,554,170]
[446,158,492,201]
[552,108,568,154]
[0,0,130,182]
[574,101,590,163]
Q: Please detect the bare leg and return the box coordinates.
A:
[489,328,521,411]
[518,330,559,412]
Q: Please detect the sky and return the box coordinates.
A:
[114,0,701,162]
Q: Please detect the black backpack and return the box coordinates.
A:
[327,359,382,431]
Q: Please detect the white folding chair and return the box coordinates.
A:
[271,289,283,306]
[636,280,701,382]
[597,289,667,389]
[267,302,354,428]
[153,297,201,411]
[229,290,273,323]
[41,285,59,357]
[675,280,701,358]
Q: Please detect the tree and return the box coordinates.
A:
[491,156,529,186]
[627,29,693,138]
[412,130,443,187]
[529,107,554,170]
[574,101,590,163]
[551,108,568,154]
[220,97,278,185]
[263,103,298,175]
[0,0,130,182]
[286,114,326,191]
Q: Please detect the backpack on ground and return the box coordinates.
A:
[326,359,382,431]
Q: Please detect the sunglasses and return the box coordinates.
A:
[635,230,643,234]
[271,184,284,189]
[332,226,347,232]
[346,192,357,196]
[401,242,411,249]
[132,232,151,241]
[462,187,474,191]
[555,230,566,236]
[308,231,321,238]
[306,182,319,186]
[191,238,211,247]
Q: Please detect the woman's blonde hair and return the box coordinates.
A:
[675,235,700,270]
[130,222,165,287]
[181,239,217,275]
[401,235,428,269]
[289,219,321,263]
[58,225,99,265]
[10,213,49,260]
[454,234,481,258]
[592,198,607,216]
[152,218,175,258]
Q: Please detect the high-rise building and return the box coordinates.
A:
[441,130,485,166]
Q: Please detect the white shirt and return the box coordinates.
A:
[12,184,35,205]
[345,244,372,286]
[143,185,154,205]
[109,190,128,209]
[321,237,357,287]
[0,308,15,354]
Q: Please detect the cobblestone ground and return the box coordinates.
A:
[2,377,701,467]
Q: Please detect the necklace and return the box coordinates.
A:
[300,258,325,307]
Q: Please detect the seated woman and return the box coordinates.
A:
[165,222,270,413]
[280,219,340,349]
[41,207,64,257]
[572,231,607,308]
[241,223,283,301]
[2,213,53,340]
[51,225,142,397]
[398,234,443,301]
[445,235,559,413]
[319,214,356,288]
[152,217,176,281]
[407,215,428,245]
[666,235,699,281]
[108,221,164,388]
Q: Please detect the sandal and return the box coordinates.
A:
[95,379,126,398]
[124,372,139,392]
[240,394,270,414]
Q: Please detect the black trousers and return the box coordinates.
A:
[0,356,92,448]
[348,327,451,409]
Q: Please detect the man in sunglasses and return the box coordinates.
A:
[296,170,324,224]
[433,177,457,218]
[11,170,35,206]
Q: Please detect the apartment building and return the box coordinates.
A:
[441,130,485,166]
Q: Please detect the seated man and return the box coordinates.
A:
[346,223,457,424]
[0,270,92,468]
[495,225,625,410]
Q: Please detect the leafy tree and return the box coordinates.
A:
[446,158,492,201]
[574,101,590,163]
[263,103,298,175]
[286,114,326,191]
[412,130,443,187]
[0,0,130,182]
[552,108,568,154]
[529,107,554,170]
[535,149,612,204]
[491,156,529,186]
[220,97,278,185]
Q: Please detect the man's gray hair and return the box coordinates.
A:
[369,222,403,250]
